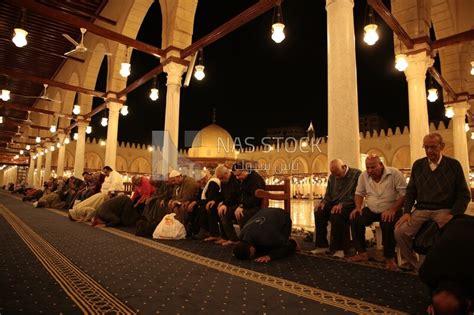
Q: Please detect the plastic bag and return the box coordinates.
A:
[152,213,186,240]
[412,220,440,255]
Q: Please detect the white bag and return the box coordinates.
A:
[152,213,186,240]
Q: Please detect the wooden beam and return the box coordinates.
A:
[181,0,280,59]
[83,103,106,120]
[367,0,414,49]
[432,29,474,50]
[9,0,166,58]
[428,67,457,101]
[116,56,188,99]
[0,66,105,98]
[117,64,164,99]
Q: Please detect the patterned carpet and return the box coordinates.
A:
[0,193,429,314]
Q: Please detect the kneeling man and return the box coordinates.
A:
[349,154,406,270]
[233,207,297,263]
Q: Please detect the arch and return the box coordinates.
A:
[391,146,411,170]
[291,155,310,174]
[84,152,104,171]
[311,154,328,173]
[130,157,151,174]
[116,155,128,173]
[271,158,290,175]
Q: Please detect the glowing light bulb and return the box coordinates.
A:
[12,28,28,47]
[444,106,454,118]
[101,117,108,127]
[86,126,92,134]
[271,22,286,43]
[120,105,128,116]
[35,136,41,143]
[120,62,131,77]
[50,125,57,133]
[194,65,205,80]
[363,24,379,46]
[1,89,10,101]
[73,105,81,115]
[427,88,438,102]
[149,88,159,101]
[395,54,408,71]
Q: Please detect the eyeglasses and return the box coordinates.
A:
[422,144,441,150]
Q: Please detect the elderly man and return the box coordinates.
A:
[167,170,199,224]
[395,133,471,271]
[349,155,406,270]
[312,159,361,258]
[218,162,265,246]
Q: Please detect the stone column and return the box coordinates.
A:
[309,174,314,200]
[35,149,43,188]
[73,121,88,177]
[44,142,52,180]
[56,133,66,177]
[404,51,434,164]
[326,0,360,168]
[163,62,186,172]
[451,101,470,184]
[104,102,122,168]
[27,155,35,186]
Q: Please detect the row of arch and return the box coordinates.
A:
[61,151,151,174]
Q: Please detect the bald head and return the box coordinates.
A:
[329,159,347,178]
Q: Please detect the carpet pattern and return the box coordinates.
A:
[1,194,374,314]
[1,192,431,314]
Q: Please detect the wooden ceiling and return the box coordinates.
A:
[0,0,109,164]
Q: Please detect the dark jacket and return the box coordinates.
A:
[240,208,296,260]
[239,171,266,210]
[419,215,474,302]
[222,173,241,207]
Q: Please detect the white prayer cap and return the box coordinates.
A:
[169,170,182,178]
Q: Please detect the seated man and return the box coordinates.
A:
[233,207,297,263]
[395,133,471,271]
[349,154,406,270]
[312,159,361,258]
[219,162,265,246]
[419,215,474,315]
[167,170,199,224]
[130,175,155,215]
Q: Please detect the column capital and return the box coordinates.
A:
[449,101,470,117]
[106,101,123,112]
[326,0,354,8]
[163,62,187,86]
[404,51,434,80]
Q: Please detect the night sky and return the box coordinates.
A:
[88,0,447,148]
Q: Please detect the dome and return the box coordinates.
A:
[189,124,235,158]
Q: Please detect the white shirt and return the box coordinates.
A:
[355,167,407,213]
[101,170,124,194]
[429,154,443,171]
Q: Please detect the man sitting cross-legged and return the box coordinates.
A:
[233,207,298,263]
[349,154,406,271]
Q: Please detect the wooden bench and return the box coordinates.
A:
[255,178,291,212]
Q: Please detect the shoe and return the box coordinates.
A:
[384,259,399,271]
[310,247,329,255]
[348,252,369,262]
[332,250,345,259]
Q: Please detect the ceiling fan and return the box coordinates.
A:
[13,84,61,103]
[63,28,112,56]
